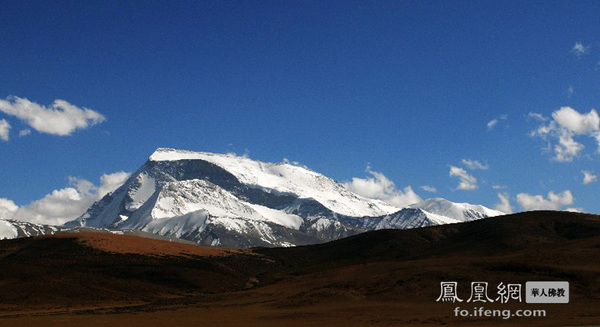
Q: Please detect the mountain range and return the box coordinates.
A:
[52,148,502,247]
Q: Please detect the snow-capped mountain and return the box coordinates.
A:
[148,148,400,217]
[0,219,60,240]
[409,198,505,222]
[63,148,504,247]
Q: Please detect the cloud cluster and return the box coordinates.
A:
[553,107,600,135]
[487,114,507,131]
[0,198,18,220]
[494,193,513,214]
[516,190,575,211]
[582,171,598,184]
[530,107,600,162]
[420,185,437,193]
[571,42,589,56]
[344,166,422,208]
[528,112,547,122]
[494,191,581,214]
[461,159,488,170]
[449,166,478,190]
[6,172,130,225]
[0,96,105,137]
[567,85,575,98]
[0,119,9,141]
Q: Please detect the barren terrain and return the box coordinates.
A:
[0,211,599,326]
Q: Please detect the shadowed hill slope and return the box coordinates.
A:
[0,233,266,310]
[0,211,599,326]
[257,210,600,266]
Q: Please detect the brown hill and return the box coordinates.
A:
[0,211,599,326]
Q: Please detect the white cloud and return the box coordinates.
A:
[567,85,575,98]
[95,171,130,197]
[565,207,584,213]
[582,170,598,184]
[18,129,31,137]
[0,198,18,220]
[12,171,130,225]
[282,158,307,168]
[344,166,422,208]
[516,190,574,211]
[461,159,488,170]
[487,119,498,130]
[530,107,600,162]
[552,107,600,135]
[0,96,105,136]
[528,112,548,122]
[449,166,478,190]
[492,185,507,190]
[420,185,437,193]
[554,130,584,162]
[0,119,10,141]
[571,42,589,56]
[494,193,513,214]
[487,114,507,131]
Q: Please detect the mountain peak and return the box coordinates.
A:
[409,197,504,221]
[149,148,235,162]
[62,149,505,248]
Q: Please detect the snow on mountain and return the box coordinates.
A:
[409,198,504,221]
[149,148,399,217]
[120,178,304,232]
[356,208,460,230]
[62,148,505,248]
[0,219,59,240]
[126,172,156,212]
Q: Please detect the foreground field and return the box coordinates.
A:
[1,211,599,326]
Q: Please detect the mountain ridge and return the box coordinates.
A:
[63,148,504,247]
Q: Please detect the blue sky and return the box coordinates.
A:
[1,0,599,222]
